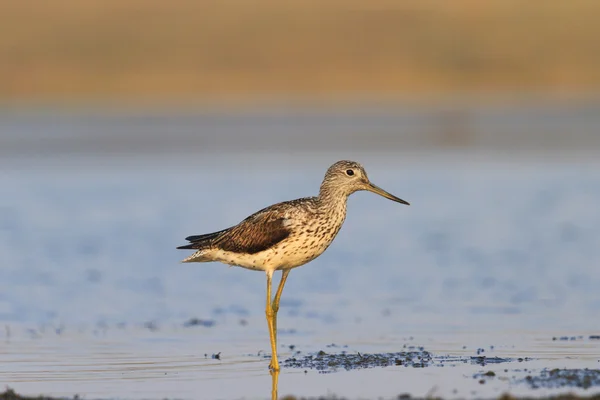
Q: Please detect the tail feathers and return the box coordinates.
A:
[181,250,208,263]
[176,243,202,250]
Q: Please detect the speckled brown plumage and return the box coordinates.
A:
[178,212,290,255]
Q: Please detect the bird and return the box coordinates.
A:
[177,160,409,371]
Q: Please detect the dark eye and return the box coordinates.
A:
[346,169,354,176]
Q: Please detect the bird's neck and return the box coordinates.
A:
[317,186,349,218]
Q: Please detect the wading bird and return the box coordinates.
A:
[178,160,409,371]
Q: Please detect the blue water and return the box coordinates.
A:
[1,107,600,399]
[2,155,599,333]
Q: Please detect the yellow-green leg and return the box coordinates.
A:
[266,269,291,371]
[265,271,279,371]
[271,269,290,340]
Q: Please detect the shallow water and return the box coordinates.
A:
[1,108,600,399]
[3,326,600,399]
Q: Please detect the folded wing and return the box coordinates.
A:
[177,208,291,255]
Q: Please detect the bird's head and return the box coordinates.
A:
[319,160,409,205]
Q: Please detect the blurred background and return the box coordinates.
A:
[2,0,600,159]
[2,0,600,101]
[1,0,600,332]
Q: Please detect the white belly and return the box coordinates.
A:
[208,235,334,272]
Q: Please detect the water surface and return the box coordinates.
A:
[1,107,600,399]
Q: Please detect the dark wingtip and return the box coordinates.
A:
[185,231,224,243]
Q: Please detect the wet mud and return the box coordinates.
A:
[1,389,76,400]
[521,369,600,390]
[3,388,600,400]
[282,347,525,372]
[474,368,600,390]
[280,346,600,395]
[283,349,434,371]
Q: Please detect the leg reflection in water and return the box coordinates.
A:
[271,369,279,400]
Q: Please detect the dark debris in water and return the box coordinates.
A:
[325,343,348,348]
[551,335,600,342]
[520,368,600,390]
[144,321,159,332]
[283,347,524,372]
[183,318,215,328]
[495,395,600,400]
[553,336,585,341]
[473,370,498,385]
[471,356,525,366]
[203,352,222,360]
[0,388,78,400]
[283,349,434,372]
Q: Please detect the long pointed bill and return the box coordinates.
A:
[366,182,410,205]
